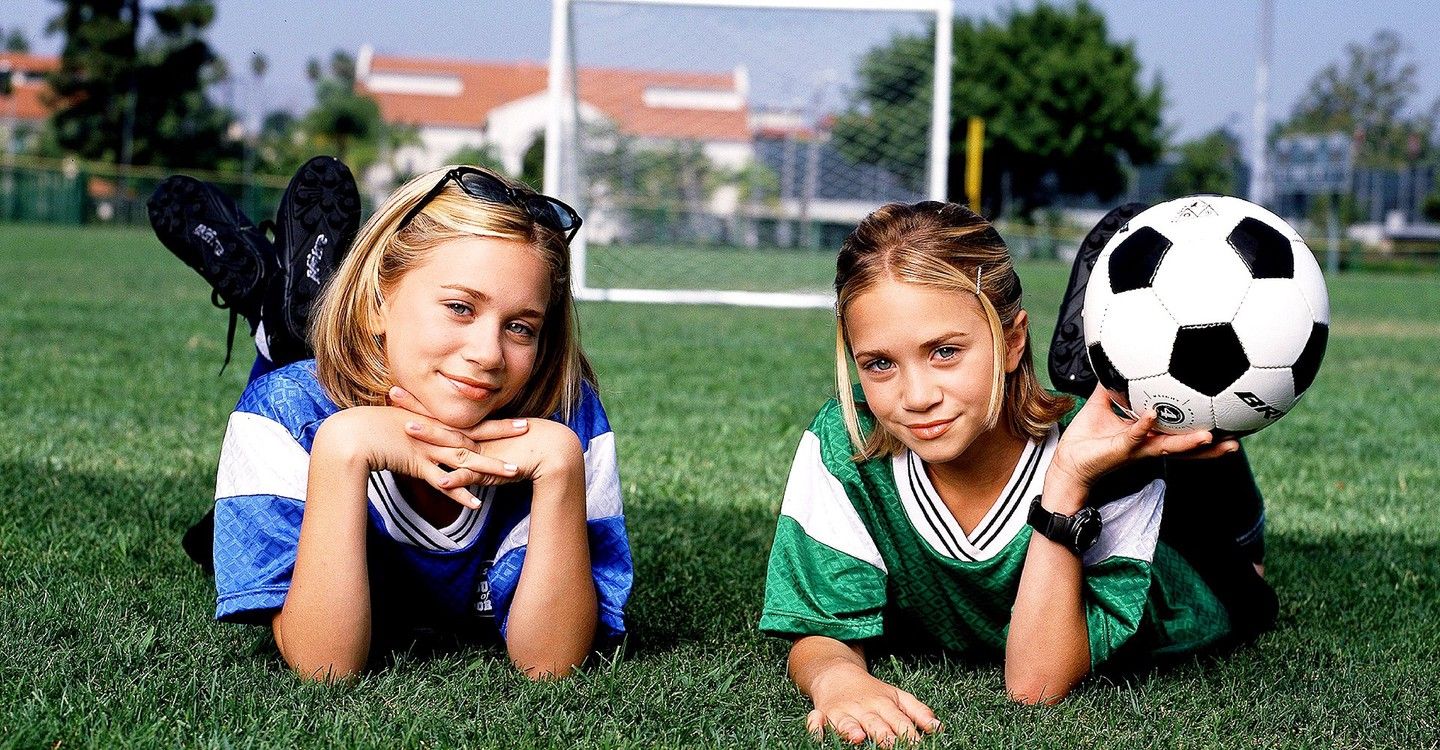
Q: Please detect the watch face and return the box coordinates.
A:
[1073,510,1103,551]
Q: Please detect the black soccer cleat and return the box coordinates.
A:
[1048,202,1150,398]
[262,155,362,366]
[147,175,277,369]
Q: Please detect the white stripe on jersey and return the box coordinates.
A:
[215,411,310,502]
[583,432,622,520]
[776,431,888,572]
[893,427,1057,562]
[1083,479,1165,567]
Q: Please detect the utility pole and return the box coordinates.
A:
[1248,0,1272,207]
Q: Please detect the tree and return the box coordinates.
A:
[2,27,31,53]
[45,0,236,169]
[831,1,1162,216]
[1280,30,1436,167]
[445,143,508,177]
[1164,129,1242,198]
[300,50,381,167]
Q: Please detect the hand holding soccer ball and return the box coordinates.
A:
[1082,195,1330,436]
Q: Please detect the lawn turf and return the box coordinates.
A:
[0,223,1437,748]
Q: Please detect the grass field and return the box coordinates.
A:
[1,223,1437,748]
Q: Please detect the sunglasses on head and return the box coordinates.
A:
[397,167,583,241]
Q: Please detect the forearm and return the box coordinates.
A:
[272,420,373,681]
[502,438,596,678]
[788,635,868,699]
[1005,470,1091,704]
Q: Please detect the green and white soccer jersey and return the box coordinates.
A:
[761,400,1232,666]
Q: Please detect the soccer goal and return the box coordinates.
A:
[546,0,954,308]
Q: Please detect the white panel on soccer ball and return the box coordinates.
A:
[1291,245,1330,324]
[1128,374,1214,435]
[1095,289,1178,380]
[1231,279,1316,367]
[1213,367,1297,434]
[1083,252,1114,345]
[1149,237,1254,326]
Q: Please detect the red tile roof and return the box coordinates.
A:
[0,52,58,122]
[361,54,749,143]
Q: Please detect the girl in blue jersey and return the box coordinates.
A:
[210,166,631,681]
[761,201,1274,745]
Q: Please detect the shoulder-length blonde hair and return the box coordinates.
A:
[310,165,594,420]
[835,201,1072,459]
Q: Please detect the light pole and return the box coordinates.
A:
[1248,0,1272,207]
[1,61,15,222]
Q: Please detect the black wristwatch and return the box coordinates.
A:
[1027,497,1103,555]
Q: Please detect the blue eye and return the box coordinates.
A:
[862,358,894,373]
[506,321,538,338]
[445,302,473,316]
[935,345,959,360]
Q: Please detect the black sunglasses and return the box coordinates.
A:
[398,167,583,241]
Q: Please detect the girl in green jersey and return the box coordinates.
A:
[761,201,1275,745]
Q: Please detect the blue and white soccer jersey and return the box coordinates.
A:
[211,360,631,640]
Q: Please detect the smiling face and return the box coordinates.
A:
[846,277,1028,466]
[377,236,551,429]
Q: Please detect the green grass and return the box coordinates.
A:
[1,223,1437,748]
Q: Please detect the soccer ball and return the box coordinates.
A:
[1082,195,1329,436]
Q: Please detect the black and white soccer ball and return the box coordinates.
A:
[1082,195,1329,436]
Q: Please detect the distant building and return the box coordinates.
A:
[0,52,58,152]
[355,46,750,180]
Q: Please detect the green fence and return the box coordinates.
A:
[0,156,290,227]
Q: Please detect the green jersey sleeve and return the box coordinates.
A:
[760,426,888,642]
[1079,477,1167,667]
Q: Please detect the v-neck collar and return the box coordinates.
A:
[367,470,494,551]
[891,427,1058,562]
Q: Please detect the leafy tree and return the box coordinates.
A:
[1164,129,1242,198]
[2,27,31,53]
[445,143,508,176]
[45,0,236,168]
[1280,30,1436,167]
[831,1,1162,216]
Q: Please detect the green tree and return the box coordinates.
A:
[45,0,236,169]
[1280,30,1436,167]
[3,27,31,53]
[445,143,508,176]
[831,1,1162,216]
[1164,129,1241,198]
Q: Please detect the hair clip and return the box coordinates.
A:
[834,301,842,319]
[975,265,984,295]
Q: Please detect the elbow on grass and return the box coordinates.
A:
[289,658,365,683]
[1004,670,1078,706]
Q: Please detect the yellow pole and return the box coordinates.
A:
[965,116,984,213]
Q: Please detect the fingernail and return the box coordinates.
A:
[503,463,518,472]
[438,476,452,488]
[406,421,420,431]
[512,420,527,429]
[389,386,402,398]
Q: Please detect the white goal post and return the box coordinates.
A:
[545,0,954,308]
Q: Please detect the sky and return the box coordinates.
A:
[4,0,1439,148]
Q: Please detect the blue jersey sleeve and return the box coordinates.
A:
[211,363,336,624]
[486,381,633,640]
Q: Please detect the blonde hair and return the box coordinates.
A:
[834,201,1072,459]
[310,165,594,420]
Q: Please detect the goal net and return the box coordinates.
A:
[547,0,953,307]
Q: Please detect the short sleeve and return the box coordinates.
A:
[212,409,313,624]
[1080,478,1166,666]
[760,428,888,642]
[486,381,632,640]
